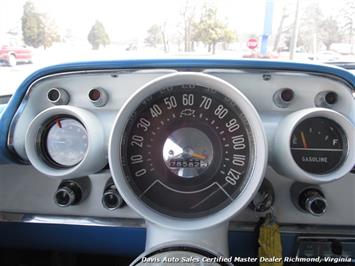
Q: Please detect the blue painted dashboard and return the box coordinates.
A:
[0,222,297,257]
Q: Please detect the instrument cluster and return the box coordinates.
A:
[6,66,355,227]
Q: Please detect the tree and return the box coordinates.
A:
[289,2,343,53]
[281,1,324,53]
[180,0,197,52]
[340,0,355,52]
[319,16,342,50]
[145,23,169,52]
[21,1,60,49]
[87,21,110,50]
[193,6,236,54]
[38,14,60,49]
[273,4,292,52]
[22,1,43,48]
[145,24,162,48]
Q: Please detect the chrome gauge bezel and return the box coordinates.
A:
[37,115,88,169]
[109,72,268,230]
[290,117,347,175]
[272,108,355,184]
[25,106,106,178]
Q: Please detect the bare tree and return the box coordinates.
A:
[273,5,291,52]
[180,1,197,52]
[340,0,355,52]
[145,23,169,52]
[319,16,343,50]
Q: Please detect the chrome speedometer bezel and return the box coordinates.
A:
[109,72,268,230]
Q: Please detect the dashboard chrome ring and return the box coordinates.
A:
[109,72,268,230]
[131,242,233,266]
[272,108,355,184]
[25,106,106,178]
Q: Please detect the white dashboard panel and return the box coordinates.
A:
[3,68,355,228]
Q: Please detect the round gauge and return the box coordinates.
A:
[121,84,255,218]
[42,117,88,167]
[290,117,347,174]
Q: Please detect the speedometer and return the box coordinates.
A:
[121,84,254,218]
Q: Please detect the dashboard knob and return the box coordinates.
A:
[249,178,275,212]
[299,188,327,216]
[54,180,82,207]
[47,88,70,105]
[102,184,125,210]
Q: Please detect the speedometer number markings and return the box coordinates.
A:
[121,85,253,217]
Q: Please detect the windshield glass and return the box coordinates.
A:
[1,0,354,96]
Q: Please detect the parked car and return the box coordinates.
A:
[310,50,342,62]
[0,39,32,67]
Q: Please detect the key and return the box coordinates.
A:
[258,213,283,266]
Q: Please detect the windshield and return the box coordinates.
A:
[0,0,354,96]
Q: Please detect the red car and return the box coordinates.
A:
[0,39,32,67]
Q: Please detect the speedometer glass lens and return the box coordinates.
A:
[121,85,254,218]
[44,117,88,167]
[290,117,347,174]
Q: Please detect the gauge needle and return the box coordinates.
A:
[55,119,62,128]
[191,153,207,160]
[300,131,308,149]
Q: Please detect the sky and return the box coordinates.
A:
[1,0,279,43]
[0,0,347,44]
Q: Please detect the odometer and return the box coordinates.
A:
[121,84,254,218]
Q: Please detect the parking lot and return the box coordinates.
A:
[0,63,38,95]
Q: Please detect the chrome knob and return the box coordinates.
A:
[305,195,327,216]
[47,88,70,105]
[102,184,125,210]
[54,181,82,207]
[299,188,327,216]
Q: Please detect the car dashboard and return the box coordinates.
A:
[0,59,355,263]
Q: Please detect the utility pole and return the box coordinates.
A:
[290,0,300,60]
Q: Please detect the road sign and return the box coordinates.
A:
[247,38,258,49]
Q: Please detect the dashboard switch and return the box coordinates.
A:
[102,181,125,210]
[88,87,108,107]
[301,189,327,216]
[273,88,294,108]
[55,181,82,207]
[315,91,338,108]
[47,88,70,105]
[291,182,327,216]
[54,177,90,207]
[249,178,275,212]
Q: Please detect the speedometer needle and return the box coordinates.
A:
[192,153,207,160]
[300,131,308,149]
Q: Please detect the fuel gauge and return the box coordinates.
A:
[290,117,347,174]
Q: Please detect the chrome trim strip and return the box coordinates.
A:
[7,67,355,162]
[0,212,145,228]
[230,222,355,235]
[1,212,355,236]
